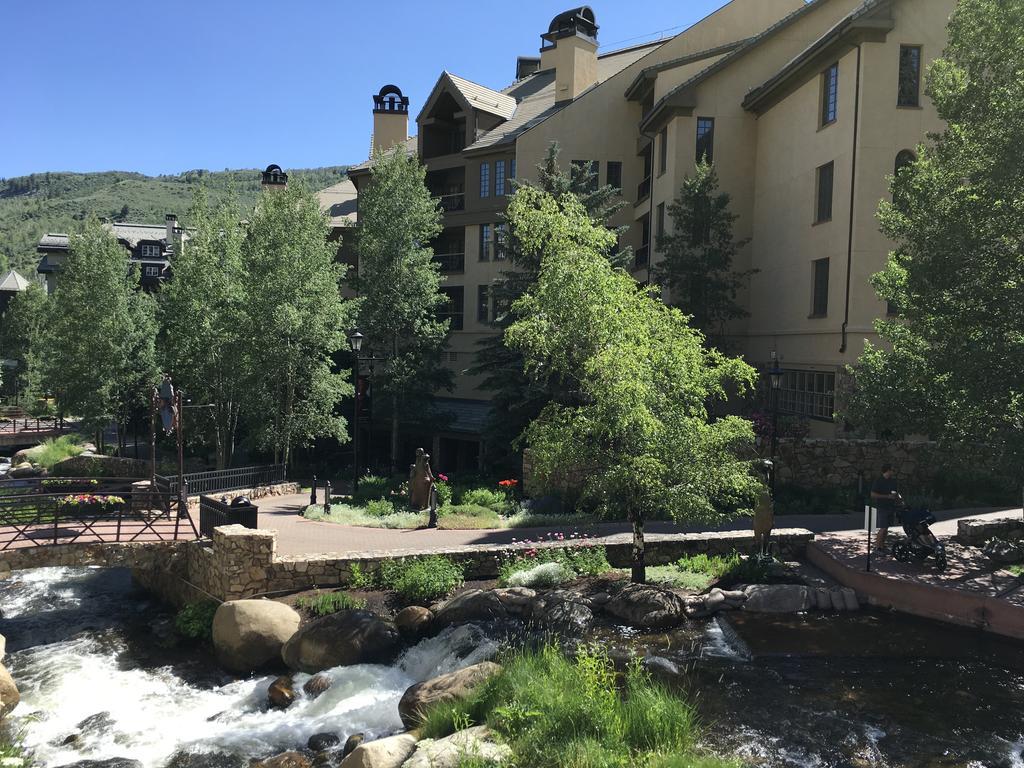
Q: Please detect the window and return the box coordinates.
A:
[656,203,666,240]
[811,257,830,317]
[480,162,491,198]
[510,158,516,181]
[572,160,599,193]
[495,160,506,197]
[898,45,922,107]
[815,161,834,223]
[143,265,161,277]
[140,244,160,258]
[607,161,622,191]
[479,224,491,261]
[696,118,715,163]
[638,145,653,201]
[821,63,838,126]
[636,214,651,269]
[494,223,507,260]
[658,128,668,174]
[778,369,836,420]
[894,149,916,175]
[438,287,464,331]
[477,285,490,323]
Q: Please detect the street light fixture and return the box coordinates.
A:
[348,329,365,496]
[768,351,783,496]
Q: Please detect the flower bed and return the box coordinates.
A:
[56,493,126,516]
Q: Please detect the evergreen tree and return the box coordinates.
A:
[654,161,754,345]
[355,148,450,472]
[848,0,1024,480]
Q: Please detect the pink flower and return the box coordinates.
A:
[437,473,449,483]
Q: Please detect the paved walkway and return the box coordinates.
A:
[258,493,1022,557]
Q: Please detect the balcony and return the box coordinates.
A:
[434,252,466,273]
[435,193,465,213]
[636,176,651,203]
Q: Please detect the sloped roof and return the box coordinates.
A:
[0,270,30,292]
[316,177,358,227]
[348,136,418,173]
[445,72,518,120]
[38,233,70,250]
[36,222,177,254]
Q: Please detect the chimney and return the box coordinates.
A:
[165,213,177,245]
[372,85,410,154]
[261,164,289,190]
[540,7,599,104]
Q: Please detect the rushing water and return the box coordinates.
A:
[3,567,1024,768]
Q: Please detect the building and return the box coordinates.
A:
[0,270,31,314]
[334,0,954,466]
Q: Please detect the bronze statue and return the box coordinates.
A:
[409,448,435,512]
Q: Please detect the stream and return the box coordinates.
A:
[2,566,1023,768]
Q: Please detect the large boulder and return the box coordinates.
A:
[741,584,814,613]
[212,599,301,674]
[398,662,501,728]
[604,584,689,629]
[531,594,594,634]
[338,733,417,768]
[0,662,20,719]
[402,727,511,768]
[54,761,143,768]
[394,606,434,639]
[431,590,507,627]
[252,754,311,768]
[281,610,400,673]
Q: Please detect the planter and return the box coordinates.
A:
[59,502,125,517]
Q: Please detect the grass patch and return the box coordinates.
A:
[504,510,599,528]
[420,644,735,768]
[16,435,88,470]
[645,565,715,592]
[295,590,366,616]
[305,503,428,529]
[438,504,502,530]
[1008,564,1024,577]
[379,555,464,604]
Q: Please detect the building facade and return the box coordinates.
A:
[336,0,955,468]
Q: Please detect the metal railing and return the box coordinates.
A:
[199,495,259,538]
[435,193,465,212]
[161,464,286,496]
[434,252,466,273]
[0,416,66,434]
[637,176,651,202]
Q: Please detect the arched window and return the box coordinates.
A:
[894,149,916,175]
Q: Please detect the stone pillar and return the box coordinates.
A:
[212,525,277,600]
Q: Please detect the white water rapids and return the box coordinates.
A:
[0,567,499,768]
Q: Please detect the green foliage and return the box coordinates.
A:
[348,562,371,589]
[174,600,217,641]
[38,218,158,430]
[353,474,394,504]
[434,479,453,507]
[295,591,367,616]
[772,484,859,516]
[0,281,47,401]
[0,167,348,276]
[378,555,464,604]
[437,504,502,530]
[457,487,506,510]
[675,552,741,580]
[505,187,761,581]
[365,498,398,517]
[498,540,611,586]
[419,645,725,768]
[239,184,353,465]
[654,161,754,344]
[355,148,451,468]
[505,561,572,589]
[21,435,87,469]
[847,0,1024,481]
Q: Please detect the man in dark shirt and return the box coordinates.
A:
[871,463,899,550]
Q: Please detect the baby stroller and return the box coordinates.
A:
[890,502,947,572]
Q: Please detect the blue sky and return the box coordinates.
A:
[0,0,734,178]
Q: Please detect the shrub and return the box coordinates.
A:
[379,555,464,604]
[435,473,453,507]
[498,535,611,585]
[175,600,218,641]
[22,435,87,470]
[419,645,716,768]
[348,562,371,589]
[353,474,393,505]
[506,561,572,589]
[675,553,740,580]
[365,498,397,517]
[296,591,366,616]
[458,487,506,510]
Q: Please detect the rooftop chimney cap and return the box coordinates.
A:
[373,84,410,115]
[542,6,598,47]
[262,164,288,186]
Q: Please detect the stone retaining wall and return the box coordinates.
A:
[956,516,1024,547]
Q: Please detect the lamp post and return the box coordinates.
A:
[768,350,784,497]
[347,329,365,497]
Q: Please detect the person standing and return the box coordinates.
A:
[870,463,899,550]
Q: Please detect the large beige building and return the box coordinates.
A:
[338,0,955,470]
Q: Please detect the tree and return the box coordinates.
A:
[654,161,754,344]
[40,218,158,437]
[355,148,450,472]
[1,282,48,406]
[160,188,247,469]
[240,184,352,465]
[847,0,1024,480]
[470,142,630,473]
[506,187,761,583]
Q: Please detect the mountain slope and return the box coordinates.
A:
[0,167,348,275]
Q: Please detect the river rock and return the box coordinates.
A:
[742,585,814,613]
[431,590,507,627]
[281,610,400,673]
[212,599,301,674]
[398,662,501,728]
[303,673,332,699]
[339,733,417,768]
[402,726,511,768]
[395,606,434,638]
[8,462,40,478]
[342,733,365,757]
[604,584,689,628]
[308,732,341,751]
[0,662,19,719]
[253,753,311,768]
[76,712,116,735]
[268,675,296,709]
[642,655,680,678]
[165,752,248,768]
[54,760,144,768]
[532,594,594,634]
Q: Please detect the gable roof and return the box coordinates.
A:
[445,72,518,120]
[0,270,30,293]
[316,178,358,227]
[36,222,177,253]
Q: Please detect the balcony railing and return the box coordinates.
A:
[435,193,465,212]
[637,176,651,202]
[635,245,650,269]
[434,252,466,273]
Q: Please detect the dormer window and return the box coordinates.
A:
[140,244,161,259]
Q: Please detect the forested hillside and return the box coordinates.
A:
[0,167,348,274]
